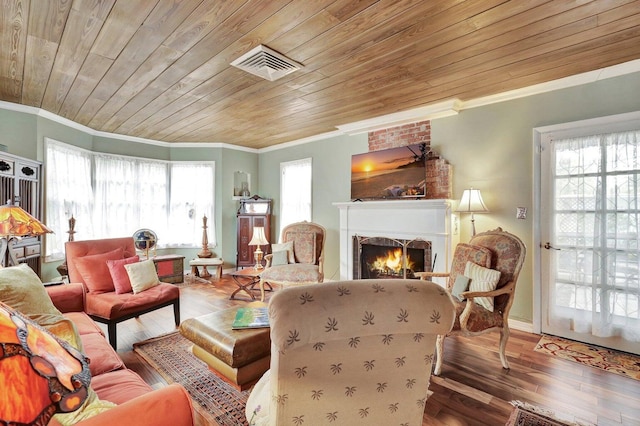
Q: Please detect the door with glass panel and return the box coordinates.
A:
[540,126,640,355]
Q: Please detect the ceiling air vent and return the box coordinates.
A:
[231,45,302,81]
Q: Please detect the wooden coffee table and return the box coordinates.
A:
[229,267,271,300]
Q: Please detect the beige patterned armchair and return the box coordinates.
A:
[258,221,326,301]
[418,227,526,375]
[245,279,455,425]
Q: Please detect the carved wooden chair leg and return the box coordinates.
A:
[499,326,510,370]
[434,334,445,375]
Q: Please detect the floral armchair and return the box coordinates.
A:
[245,279,455,425]
[258,221,326,301]
[418,227,526,375]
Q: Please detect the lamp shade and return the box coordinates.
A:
[0,301,90,425]
[0,205,53,237]
[456,189,489,213]
[248,226,269,246]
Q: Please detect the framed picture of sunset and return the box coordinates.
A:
[351,143,427,201]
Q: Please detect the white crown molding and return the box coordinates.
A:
[335,99,463,135]
[2,59,640,152]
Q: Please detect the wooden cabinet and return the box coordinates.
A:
[236,196,271,269]
[0,152,43,276]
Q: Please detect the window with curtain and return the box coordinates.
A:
[552,130,640,342]
[279,158,312,235]
[44,139,94,260]
[45,139,215,260]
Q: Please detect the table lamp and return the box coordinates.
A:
[0,203,53,267]
[248,226,269,269]
[456,188,489,236]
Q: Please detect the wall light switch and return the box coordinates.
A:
[516,207,527,220]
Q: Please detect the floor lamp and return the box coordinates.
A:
[456,188,489,236]
[0,204,53,267]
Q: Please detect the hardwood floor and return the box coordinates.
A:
[111,275,640,426]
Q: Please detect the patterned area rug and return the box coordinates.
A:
[535,334,640,381]
[506,401,595,426]
[133,331,250,426]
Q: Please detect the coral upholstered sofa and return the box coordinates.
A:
[0,264,194,425]
[65,237,180,350]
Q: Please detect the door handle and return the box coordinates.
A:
[544,242,560,250]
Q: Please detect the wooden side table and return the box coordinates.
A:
[229,268,272,300]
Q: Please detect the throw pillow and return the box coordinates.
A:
[271,241,294,263]
[451,275,471,301]
[124,259,160,294]
[270,250,289,266]
[464,261,501,312]
[0,264,63,323]
[74,248,124,294]
[106,255,140,294]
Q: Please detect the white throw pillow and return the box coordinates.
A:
[464,261,501,312]
[124,259,160,294]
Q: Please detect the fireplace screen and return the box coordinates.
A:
[353,236,432,279]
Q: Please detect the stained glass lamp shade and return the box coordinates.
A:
[0,204,53,266]
[0,301,90,424]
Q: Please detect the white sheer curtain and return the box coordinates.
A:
[93,154,168,239]
[279,158,312,236]
[44,139,94,260]
[45,140,216,256]
[552,130,640,342]
[166,163,215,247]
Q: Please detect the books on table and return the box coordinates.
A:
[232,306,270,329]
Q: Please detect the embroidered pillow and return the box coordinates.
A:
[106,255,140,294]
[271,241,294,264]
[124,259,160,294]
[74,248,124,293]
[464,261,501,312]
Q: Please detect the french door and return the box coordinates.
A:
[539,116,640,355]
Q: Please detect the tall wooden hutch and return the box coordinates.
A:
[236,195,271,269]
[0,152,43,276]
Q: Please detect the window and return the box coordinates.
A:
[44,139,215,260]
[279,158,312,234]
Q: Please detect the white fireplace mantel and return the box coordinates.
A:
[333,199,459,283]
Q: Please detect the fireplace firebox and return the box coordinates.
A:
[353,235,432,280]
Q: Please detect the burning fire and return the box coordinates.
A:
[369,248,416,275]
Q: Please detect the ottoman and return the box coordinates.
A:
[179,308,270,390]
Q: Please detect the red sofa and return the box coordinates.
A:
[46,282,194,425]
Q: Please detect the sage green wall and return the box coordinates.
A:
[0,108,37,159]
[257,71,640,325]
[258,134,368,282]
[432,70,640,323]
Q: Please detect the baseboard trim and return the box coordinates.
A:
[509,319,534,334]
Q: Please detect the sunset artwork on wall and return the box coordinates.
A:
[351,143,427,201]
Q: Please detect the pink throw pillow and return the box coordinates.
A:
[74,248,124,294]
[106,255,140,294]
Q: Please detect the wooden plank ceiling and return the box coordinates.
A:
[1,0,640,149]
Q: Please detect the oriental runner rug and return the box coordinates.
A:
[133,331,250,426]
[535,334,640,381]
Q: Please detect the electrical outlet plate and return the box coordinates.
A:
[516,207,527,219]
